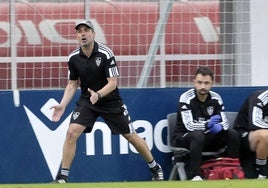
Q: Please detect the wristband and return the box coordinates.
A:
[97,92,102,100]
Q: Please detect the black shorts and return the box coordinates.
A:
[239,131,253,156]
[70,97,135,134]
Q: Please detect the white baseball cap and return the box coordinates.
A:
[75,20,94,31]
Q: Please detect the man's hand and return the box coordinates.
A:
[88,88,99,105]
[209,123,223,134]
[207,115,221,129]
[50,105,65,122]
[210,115,221,123]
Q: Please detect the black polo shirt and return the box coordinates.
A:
[68,41,121,104]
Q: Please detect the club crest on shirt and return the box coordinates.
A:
[72,112,80,120]
[95,57,102,66]
[207,106,214,116]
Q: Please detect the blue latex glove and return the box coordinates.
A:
[207,115,221,129]
[209,123,223,134]
[210,115,221,123]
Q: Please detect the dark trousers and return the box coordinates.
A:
[175,129,239,178]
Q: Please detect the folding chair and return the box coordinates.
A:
[167,112,189,180]
[224,111,238,129]
[167,112,233,180]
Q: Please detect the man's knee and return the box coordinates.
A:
[191,131,205,142]
[249,130,268,151]
[257,130,268,140]
[250,130,268,143]
[66,123,84,141]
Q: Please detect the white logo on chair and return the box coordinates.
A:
[207,106,214,116]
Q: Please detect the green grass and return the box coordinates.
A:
[1,180,268,188]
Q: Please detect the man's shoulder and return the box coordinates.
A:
[68,47,80,61]
[209,91,224,105]
[180,89,195,102]
[96,42,114,59]
[209,90,222,98]
[181,88,194,95]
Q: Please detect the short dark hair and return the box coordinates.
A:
[194,66,214,80]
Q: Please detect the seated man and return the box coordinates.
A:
[172,66,240,181]
[234,90,268,179]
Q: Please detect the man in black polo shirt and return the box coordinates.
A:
[234,90,268,179]
[51,20,163,183]
[172,66,240,180]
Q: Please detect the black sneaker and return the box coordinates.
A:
[51,174,68,183]
[150,164,164,181]
[256,166,268,179]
